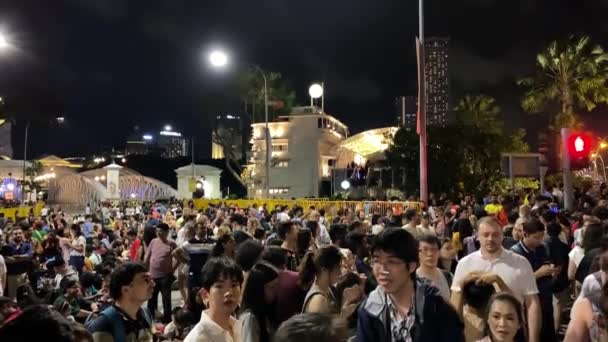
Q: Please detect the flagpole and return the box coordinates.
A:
[419,0,428,205]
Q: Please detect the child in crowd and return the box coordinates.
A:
[184,257,243,342]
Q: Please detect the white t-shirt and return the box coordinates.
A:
[41,207,49,217]
[451,248,538,303]
[184,310,241,342]
[277,212,290,222]
[569,246,585,267]
[70,236,86,257]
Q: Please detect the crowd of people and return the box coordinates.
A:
[0,187,606,341]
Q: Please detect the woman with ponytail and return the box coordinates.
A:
[300,245,343,314]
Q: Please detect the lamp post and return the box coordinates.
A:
[208,50,270,198]
[0,32,8,50]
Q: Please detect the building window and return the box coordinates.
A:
[272,143,288,152]
[273,161,289,168]
[269,187,289,195]
[318,118,322,128]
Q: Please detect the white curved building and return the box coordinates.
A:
[245,105,397,199]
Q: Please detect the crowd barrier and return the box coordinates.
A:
[191,198,421,218]
[0,202,44,220]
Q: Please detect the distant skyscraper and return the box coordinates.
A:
[425,37,450,126]
[395,96,417,131]
[126,125,188,159]
[158,128,188,159]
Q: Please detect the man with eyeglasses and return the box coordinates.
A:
[87,262,155,342]
[356,228,464,342]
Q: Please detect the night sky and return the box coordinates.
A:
[2,0,608,159]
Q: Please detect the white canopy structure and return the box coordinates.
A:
[334,126,398,166]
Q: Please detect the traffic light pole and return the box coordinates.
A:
[561,128,574,211]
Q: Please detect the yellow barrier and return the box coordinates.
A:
[0,202,44,220]
[190,199,421,217]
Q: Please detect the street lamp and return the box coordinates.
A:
[209,50,229,67]
[0,32,9,50]
[208,49,270,198]
[308,83,324,111]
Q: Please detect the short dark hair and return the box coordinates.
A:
[462,281,495,311]
[278,221,295,240]
[235,239,264,272]
[523,219,545,235]
[274,313,348,342]
[345,231,367,254]
[348,221,362,232]
[371,227,418,264]
[60,278,79,293]
[329,224,347,245]
[418,234,441,249]
[200,257,244,291]
[157,223,170,232]
[109,262,148,300]
[593,206,608,221]
[233,230,252,245]
[507,211,519,225]
[546,222,562,237]
[404,209,417,221]
[261,246,288,269]
[541,208,557,223]
[127,229,137,237]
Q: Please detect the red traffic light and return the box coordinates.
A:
[567,132,594,158]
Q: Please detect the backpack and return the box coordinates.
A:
[86,305,152,341]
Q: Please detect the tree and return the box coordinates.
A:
[454,95,502,135]
[519,36,608,129]
[235,68,296,122]
[201,67,297,188]
[385,95,529,197]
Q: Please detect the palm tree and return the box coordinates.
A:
[453,95,502,134]
[519,35,608,130]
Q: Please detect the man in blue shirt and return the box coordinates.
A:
[1,227,33,300]
[83,216,94,242]
[511,219,559,342]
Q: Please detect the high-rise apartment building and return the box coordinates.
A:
[425,37,450,126]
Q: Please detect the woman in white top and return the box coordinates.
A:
[68,224,86,275]
[568,223,603,290]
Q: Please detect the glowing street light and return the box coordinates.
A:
[341,180,351,190]
[0,32,8,50]
[209,50,229,68]
[164,125,172,131]
[309,83,323,99]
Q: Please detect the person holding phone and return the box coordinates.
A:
[510,219,559,342]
